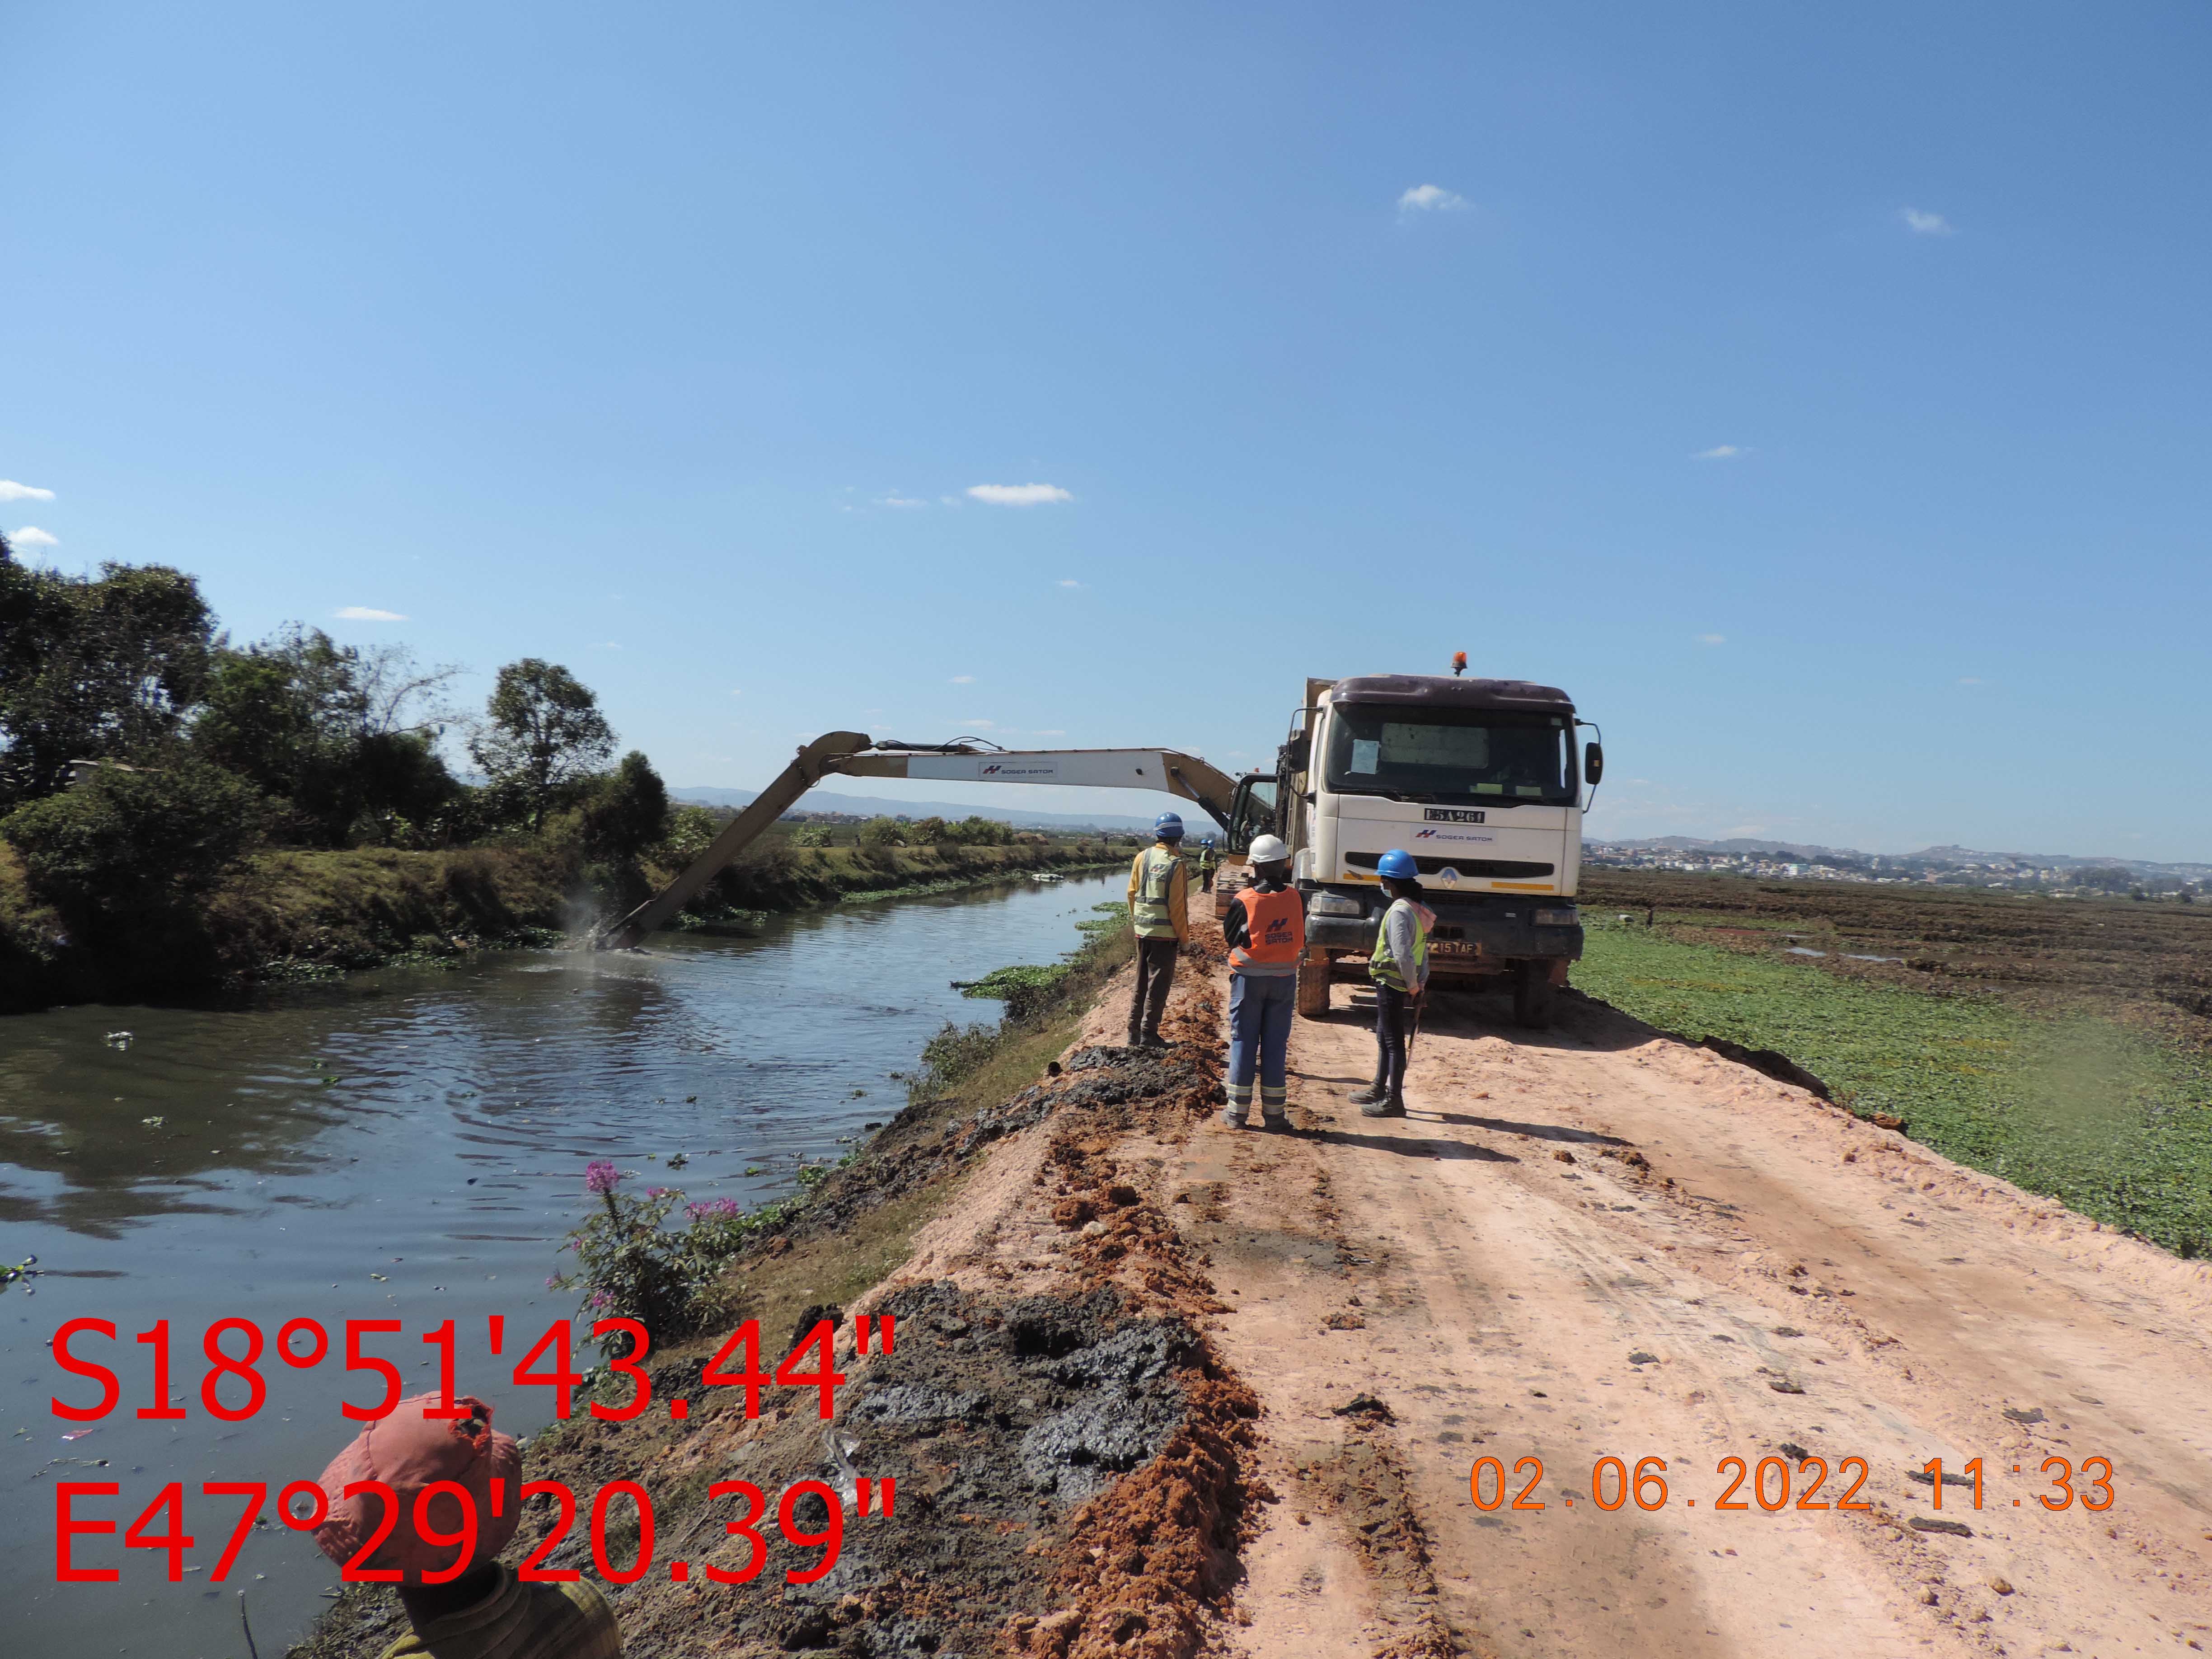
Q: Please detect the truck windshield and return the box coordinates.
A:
[1322,706,1575,805]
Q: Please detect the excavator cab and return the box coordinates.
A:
[1224,773,1278,854]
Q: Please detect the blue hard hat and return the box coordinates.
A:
[1377,848,1419,880]
[1154,811,1186,839]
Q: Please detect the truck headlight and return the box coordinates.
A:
[1308,893,1364,918]
[1533,906,1579,927]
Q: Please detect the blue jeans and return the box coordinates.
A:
[1226,971,1296,1117]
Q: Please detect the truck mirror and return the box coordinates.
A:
[1584,741,1604,786]
[1280,735,1311,772]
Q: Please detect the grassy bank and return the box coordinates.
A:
[1573,888,2212,1259]
[698,835,1124,911]
[0,835,1125,1013]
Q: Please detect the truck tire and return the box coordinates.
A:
[1512,961,1555,1030]
[1296,953,1333,1020]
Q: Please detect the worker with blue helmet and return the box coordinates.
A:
[1125,811,1188,1047]
[1353,848,1433,1117]
[1195,834,1218,893]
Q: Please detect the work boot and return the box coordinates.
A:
[1348,1085,1388,1107]
[1219,1107,1247,1128]
[1358,1094,1407,1119]
[1139,1031,1170,1050]
[1260,1112,1290,1132]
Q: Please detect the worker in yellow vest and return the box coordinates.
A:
[1353,848,1433,1117]
[1220,834,1302,1128]
[1125,811,1190,1047]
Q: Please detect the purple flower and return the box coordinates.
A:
[544,1275,559,1289]
[584,1160,622,1196]
[645,1186,669,1199]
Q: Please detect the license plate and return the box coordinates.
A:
[1430,940,1481,958]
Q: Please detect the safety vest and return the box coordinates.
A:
[1229,886,1303,974]
[1131,846,1182,938]
[1368,896,1431,992]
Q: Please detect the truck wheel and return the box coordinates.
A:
[1296,954,1333,1020]
[1512,961,1555,1030]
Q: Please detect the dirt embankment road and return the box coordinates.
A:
[1140,923,2212,1657]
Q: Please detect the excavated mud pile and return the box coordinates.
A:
[562,1278,1209,1657]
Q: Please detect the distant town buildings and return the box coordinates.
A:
[1584,839,2209,900]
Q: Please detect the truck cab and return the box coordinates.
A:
[1273,674,1601,1028]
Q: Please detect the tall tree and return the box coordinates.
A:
[470,659,615,829]
[0,553,214,806]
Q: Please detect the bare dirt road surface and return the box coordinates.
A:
[1146,926,2212,1658]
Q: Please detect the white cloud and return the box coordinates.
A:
[881,495,927,509]
[1694,445,1744,460]
[1056,578,1084,589]
[591,640,622,650]
[0,480,55,502]
[950,674,975,684]
[939,495,963,507]
[1901,207,1954,236]
[1697,633,1727,645]
[334,605,407,621]
[1397,183,1469,213]
[10,525,58,547]
[730,688,744,696]
[966,483,1073,506]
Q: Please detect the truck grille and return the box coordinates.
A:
[1344,852,1555,879]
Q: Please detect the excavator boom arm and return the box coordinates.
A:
[594,738,1237,950]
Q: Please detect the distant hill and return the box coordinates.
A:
[1594,835,2212,879]
[672,785,1202,834]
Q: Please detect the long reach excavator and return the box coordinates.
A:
[595,674,1602,1029]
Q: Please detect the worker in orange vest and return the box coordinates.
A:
[1220,834,1302,1128]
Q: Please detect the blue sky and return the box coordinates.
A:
[5,4,2208,859]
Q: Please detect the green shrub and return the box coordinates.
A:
[553,1162,813,1354]
[661,805,722,865]
[1,759,263,916]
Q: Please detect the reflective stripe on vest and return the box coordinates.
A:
[1132,846,1181,937]
[1368,897,1430,991]
[1229,886,1304,973]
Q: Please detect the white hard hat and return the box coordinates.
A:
[1248,834,1290,863]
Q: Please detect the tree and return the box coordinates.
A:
[469,660,615,830]
[578,751,671,863]
[856,815,907,847]
[0,553,214,806]
[194,625,460,844]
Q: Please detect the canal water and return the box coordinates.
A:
[0,871,1119,1653]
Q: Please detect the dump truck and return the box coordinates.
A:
[595,672,1601,1029]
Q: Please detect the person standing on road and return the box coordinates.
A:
[1220,833,1302,1129]
[1353,848,1434,1118]
[1196,837,1218,893]
[1126,811,1190,1047]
